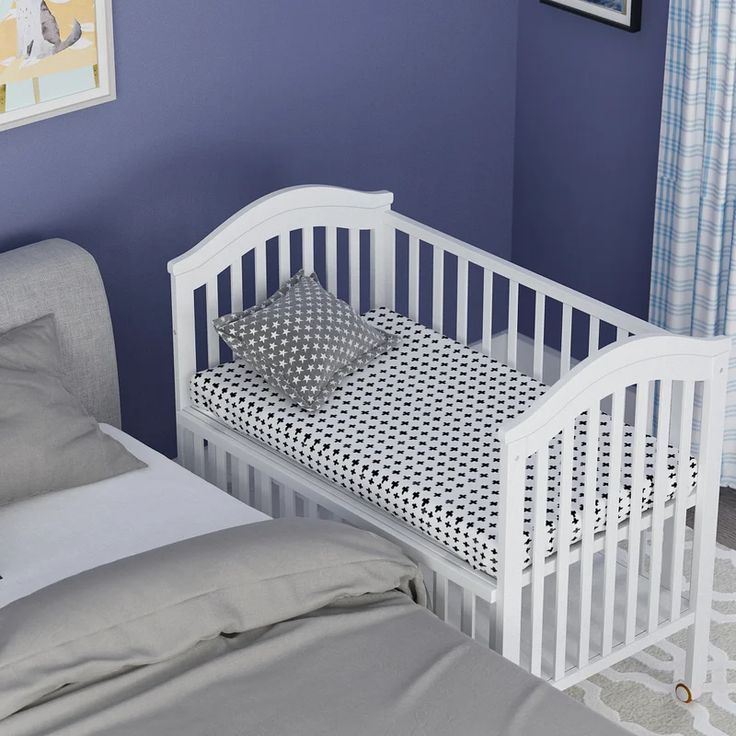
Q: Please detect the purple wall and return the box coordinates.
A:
[512,0,670,320]
[0,0,518,456]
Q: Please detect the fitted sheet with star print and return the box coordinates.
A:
[190,308,698,577]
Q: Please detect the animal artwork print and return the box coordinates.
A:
[14,0,81,60]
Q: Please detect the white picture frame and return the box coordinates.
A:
[0,0,115,133]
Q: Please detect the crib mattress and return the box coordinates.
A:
[190,308,697,576]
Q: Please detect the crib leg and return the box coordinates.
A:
[682,489,719,700]
[682,588,713,700]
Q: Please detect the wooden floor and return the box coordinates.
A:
[687,487,736,549]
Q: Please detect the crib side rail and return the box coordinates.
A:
[383,211,663,383]
[494,334,730,682]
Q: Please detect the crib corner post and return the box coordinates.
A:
[685,349,729,697]
[495,439,528,664]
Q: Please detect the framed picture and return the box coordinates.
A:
[0,0,115,132]
[541,0,642,32]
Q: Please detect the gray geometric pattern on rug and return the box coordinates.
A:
[569,533,736,735]
[213,271,400,411]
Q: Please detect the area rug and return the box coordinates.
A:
[568,540,736,735]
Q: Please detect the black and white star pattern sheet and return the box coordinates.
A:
[213,271,400,412]
[192,308,699,576]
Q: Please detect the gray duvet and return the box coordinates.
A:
[0,519,626,736]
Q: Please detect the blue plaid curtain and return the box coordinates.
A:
[650,0,736,486]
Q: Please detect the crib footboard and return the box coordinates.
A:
[494,334,730,692]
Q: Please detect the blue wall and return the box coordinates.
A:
[512,0,670,320]
[0,1,519,456]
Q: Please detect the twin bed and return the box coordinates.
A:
[0,425,267,608]
[0,240,627,734]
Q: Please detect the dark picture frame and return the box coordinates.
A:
[541,0,642,33]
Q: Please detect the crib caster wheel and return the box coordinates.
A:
[675,683,693,703]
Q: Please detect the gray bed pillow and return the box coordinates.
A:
[214,271,400,411]
[0,314,146,505]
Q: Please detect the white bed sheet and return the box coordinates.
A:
[0,425,268,608]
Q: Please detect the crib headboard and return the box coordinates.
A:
[167,185,395,414]
[0,239,121,427]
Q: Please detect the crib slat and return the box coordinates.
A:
[530,448,549,677]
[326,227,338,295]
[230,258,243,314]
[228,454,240,497]
[507,281,519,369]
[434,572,449,621]
[283,486,296,518]
[302,227,315,275]
[179,428,194,471]
[670,381,695,618]
[251,467,263,511]
[213,444,227,491]
[602,388,625,656]
[457,257,469,344]
[261,480,274,518]
[560,304,573,376]
[279,230,291,284]
[648,380,673,632]
[193,435,205,478]
[368,229,379,310]
[588,317,600,358]
[461,588,474,637]
[206,277,220,367]
[271,482,284,518]
[349,228,361,313]
[432,248,445,333]
[254,246,267,303]
[232,457,248,503]
[625,382,650,644]
[470,595,481,641]
[554,421,575,680]
[482,270,494,357]
[408,235,420,321]
[578,403,600,669]
[616,326,628,342]
[384,226,396,311]
[533,292,546,381]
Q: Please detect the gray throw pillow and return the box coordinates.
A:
[0,314,146,505]
[214,271,400,411]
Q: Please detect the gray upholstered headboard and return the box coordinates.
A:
[0,239,121,427]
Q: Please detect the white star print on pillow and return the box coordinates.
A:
[214,271,400,411]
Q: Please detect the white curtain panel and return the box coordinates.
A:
[650,0,736,486]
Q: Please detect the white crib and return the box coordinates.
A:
[168,186,730,700]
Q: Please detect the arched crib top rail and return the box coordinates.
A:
[498,333,732,450]
[168,185,394,277]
